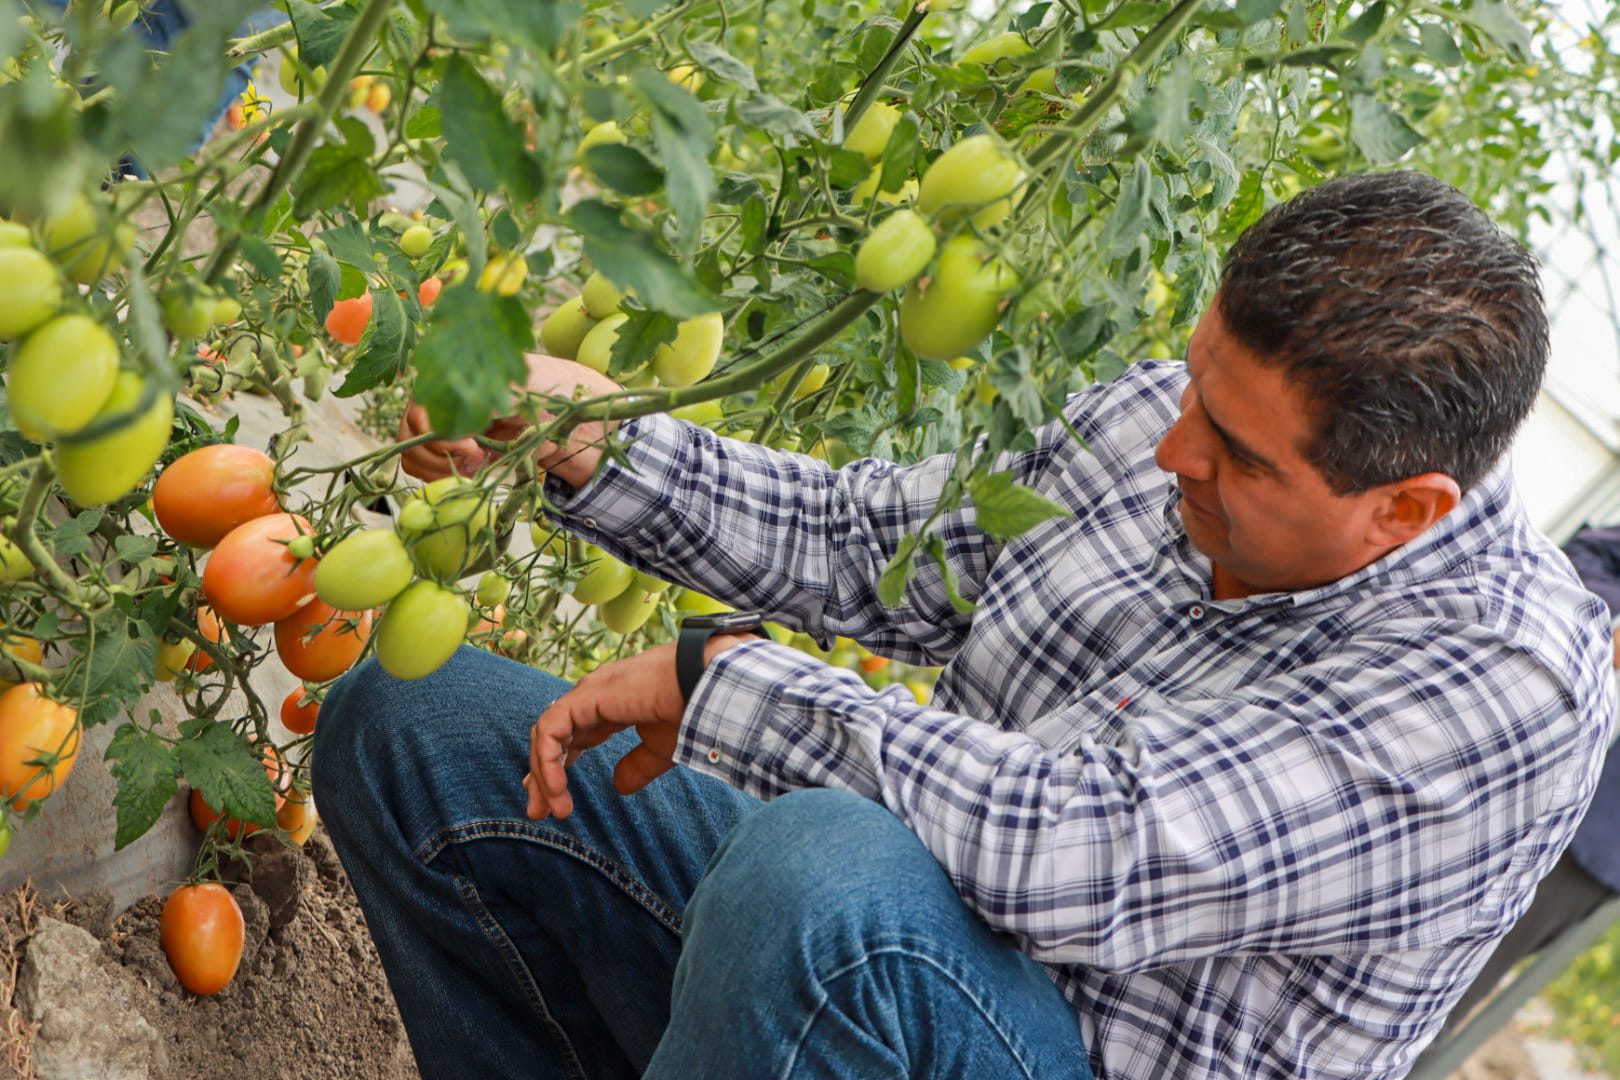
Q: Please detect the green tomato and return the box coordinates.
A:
[855,209,936,293]
[580,271,625,319]
[315,528,415,609]
[529,520,569,558]
[43,192,134,285]
[55,372,175,507]
[652,311,724,388]
[212,296,242,324]
[598,586,659,635]
[0,815,9,858]
[7,313,120,442]
[0,535,32,582]
[0,246,61,340]
[843,100,900,160]
[668,400,724,427]
[898,236,1018,361]
[674,588,731,616]
[851,170,918,206]
[917,134,1026,230]
[286,535,316,560]
[576,312,628,374]
[958,31,1033,68]
[1020,66,1056,94]
[630,570,670,594]
[540,300,596,360]
[475,571,507,608]
[397,499,435,534]
[162,289,215,340]
[0,222,32,248]
[400,224,434,258]
[577,120,627,160]
[400,477,499,580]
[375,580,468,680]
[573,548,635,606]
[277,49,326,96]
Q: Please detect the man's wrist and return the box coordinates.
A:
[704,632,760,667]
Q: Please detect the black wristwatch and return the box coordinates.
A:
[676,611,768,704]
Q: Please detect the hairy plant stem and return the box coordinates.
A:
[204,0,395,286]
[10,459,87,604]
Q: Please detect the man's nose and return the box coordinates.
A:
[1154,409,1211,480]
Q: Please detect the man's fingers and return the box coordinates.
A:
[613,743,675,797]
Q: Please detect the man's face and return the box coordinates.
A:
[1153,304,1390,599]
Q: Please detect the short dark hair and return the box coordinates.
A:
[1217,171,1548,495]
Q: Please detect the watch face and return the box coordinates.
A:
[683,611,766,632]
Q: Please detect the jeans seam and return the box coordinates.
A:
[780,946,1059,1080]
[416,817,686,934]
[450,871,590,1080]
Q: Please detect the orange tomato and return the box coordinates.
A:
[202,513,318,626]
[280,687,320,736]
[186,606,227,673]
[324,293,372,345]
[0,635,43,690]
[276,788,317,845]
[0,684,79,811]
[858,655,891,673]
[417,276,442,306]
[160,883,244,996]
[274,598,372,683]
[153,444,279,549]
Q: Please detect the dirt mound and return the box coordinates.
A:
[0,826,416,1079]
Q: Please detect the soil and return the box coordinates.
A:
[0,825,416,1080]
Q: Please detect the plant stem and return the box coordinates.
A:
[559,0,719,77]
[226,2,349,59]
[843,8,927,137]
[9,459,85,603]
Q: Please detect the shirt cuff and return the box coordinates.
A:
[539,411,688,547]
[675,638,814,792]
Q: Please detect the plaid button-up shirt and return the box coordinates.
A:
[545,360,1615,1078]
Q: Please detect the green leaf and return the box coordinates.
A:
[106,723,180,851]
[80,609,156,728]
[632,69,713,256]
[419,0,571,52]
[308,249,340,322]
[176,721,278,830]
[1097,1,1163,29]
[1235,0,1284,24]
[585,144,664,196]
[336,287,410,397]
[736,95,817,140]
[739,195,768,253]
[1340,1,1385,45]
[923,535,977,616]
[968,471,1073,542]
[52,511,100,559]
[608,309,678,377]
[805,251,857,290]
[114,534,158,564]
[569,199,721,318]
[238,235,284,279]
[319,215,375,271]
[688,41,759,91]
[1098,163,1152,257]
[896,346,918,416]
[1349,94,1422,164]
[1461,0,1531,61]
[406,106,442,140]
[1418,23,1464,66]
[293,142,385,219]
[99,16,240,171]
[877,533,922,608]
[439,55,543,203]
[411,285,533,437]
[877,113,921,193]
[282,0,352,69]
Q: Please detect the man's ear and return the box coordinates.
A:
[1367,473,1461,547]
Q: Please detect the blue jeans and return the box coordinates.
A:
[314,648,1092,1079]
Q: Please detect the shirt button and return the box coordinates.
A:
[1189,605,1205,619]
[582,517,597,530]
[707,749,721,764]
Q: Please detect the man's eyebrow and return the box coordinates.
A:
[1182,343,1281,474]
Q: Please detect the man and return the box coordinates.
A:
[313,171,1615,1079]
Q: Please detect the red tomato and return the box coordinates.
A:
[186,606,227,673]
[0,683,80,811]
[160,883,244,996]
[274,598,372,683]
[153,444,279,549]
[325,293,372,345]
[417,276,442,306]
[280,688,319,736]
[276,788,316,845]
[202,513,318,626]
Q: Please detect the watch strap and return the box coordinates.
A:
[676,617,766,705]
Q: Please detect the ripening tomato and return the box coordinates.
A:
[155,638,195,682]
[280,688,319,736]
[374,580,468,681]
[6,313,119,442]
[400,224,433,257]
[540,300,596,360]
[668,400,724,427]
[202,513,318,626]
[186,606,227,672]
[598,587,658,635]
[855,209,936,293]
[161,288,215,340]
[153,444,279,548]
[276,788,317,845]
[399,477,498,581]
[365,82,391,113]
[42,192,134,285]
[274,598,373,683]
[0,246,62,340]
[652,311,724,387]
[573,547,635,606]
[417,276,442,306]
[0,221,31,248]
[576,120,627,161]
[474,571,507,609]
[211,296,242,325]
[898,236,1018,360]
[580,271,626,318]
[851,170,918,206]
[675,589,732,616]
[478,252,526,296]
[630,570,670,594]
[325,293,372,345]
[0,683,80,811]
[576,312,628,374]
[160,883,244,996]
[842,100,900,160]
[917,134,1026,229]
[958,31,1034,68]
[0,635,42,690]
[56,372,175,507]
[314,528,414,610]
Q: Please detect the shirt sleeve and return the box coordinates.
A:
[540,410,1070,666]
[677,623,1606,973]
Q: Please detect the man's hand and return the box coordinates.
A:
[523,634,757,819]
[398,352,626,487]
